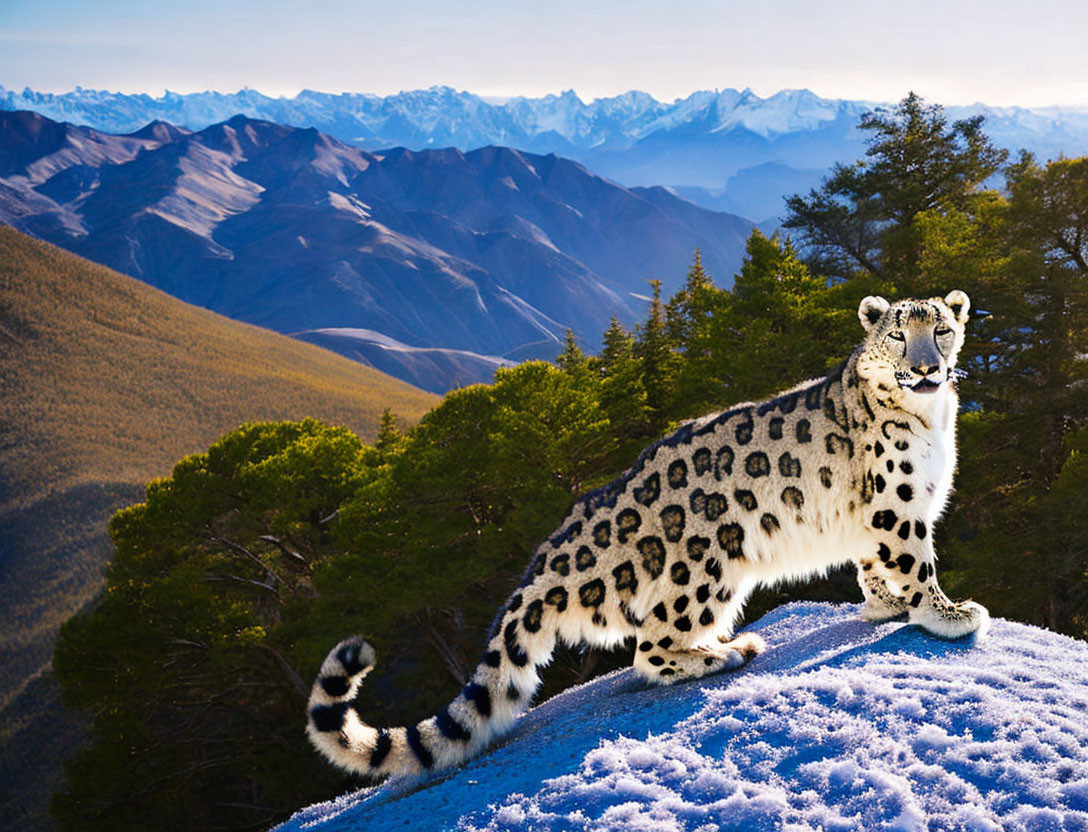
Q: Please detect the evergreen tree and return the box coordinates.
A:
[597,317,652,446]
[664,250,730,416]
[665,248,715,346]
[709,230,860,404]
[731,231,828,320]
[599,317,634,375]
[784,92,1008,287]
[961,153,1088,479]
[1006,153,1088,277]
[555,328,589,375]
[632,279,680,427]
[51,420,371,831]
[375,408,403,454]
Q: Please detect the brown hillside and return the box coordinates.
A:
[0,223,436,709]
[0,223,436,509]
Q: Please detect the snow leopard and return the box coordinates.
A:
[307,290,989,778]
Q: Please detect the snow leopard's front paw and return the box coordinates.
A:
[910,600,990,640]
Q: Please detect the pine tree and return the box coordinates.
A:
[596,317,652,444]
[599,317,634,376]
[664,250,730,416]
[555,329,588,374]
[633,279,680,426]
[375,408,403,454]
[52,420,371,831]
[665,248,714,345]
[981,153,1088,479]
[784,92,1008,288]
[718,230,856,402]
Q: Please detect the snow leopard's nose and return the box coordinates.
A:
[911,362,939,377]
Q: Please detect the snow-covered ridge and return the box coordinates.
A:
[6,84,1088,151]
[278,602,1088,832]
[2,84,868,141]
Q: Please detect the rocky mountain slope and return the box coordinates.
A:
[0,110,752,391]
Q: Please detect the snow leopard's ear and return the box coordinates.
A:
[944,290,970,325]
[858,296,889,332]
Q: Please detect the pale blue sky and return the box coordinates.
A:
[2,0,1086,106]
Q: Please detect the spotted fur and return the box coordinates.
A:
[307,290,989,779]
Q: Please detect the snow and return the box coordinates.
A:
[8,84,1088,159]
[710,89,869,138]
[298,327,515,368]
[278,602,1088,832]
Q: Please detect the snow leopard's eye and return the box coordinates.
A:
[934,327,955,352]
[887,331,905,342]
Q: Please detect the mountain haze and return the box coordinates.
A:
[6,84,1088,221]
[0,110,753,392]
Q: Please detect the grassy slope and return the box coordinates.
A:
[0,225,436,829]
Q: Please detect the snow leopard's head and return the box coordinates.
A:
[854,291,970,396]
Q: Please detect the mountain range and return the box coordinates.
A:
[0,109,753,391]
[5,84,1088,221]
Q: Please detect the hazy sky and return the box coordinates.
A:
[2,0,1087,106]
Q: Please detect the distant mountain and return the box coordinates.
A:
[672,163,828,223]
[0,226,436,830]
[5,84,1088,221]
[0,84,875,160]
[0,110,753,391]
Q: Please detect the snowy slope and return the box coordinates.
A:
[279,602,1088,832]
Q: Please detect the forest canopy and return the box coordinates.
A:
[52,94,1088,830]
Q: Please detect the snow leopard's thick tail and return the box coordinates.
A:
[306,616,555,777]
